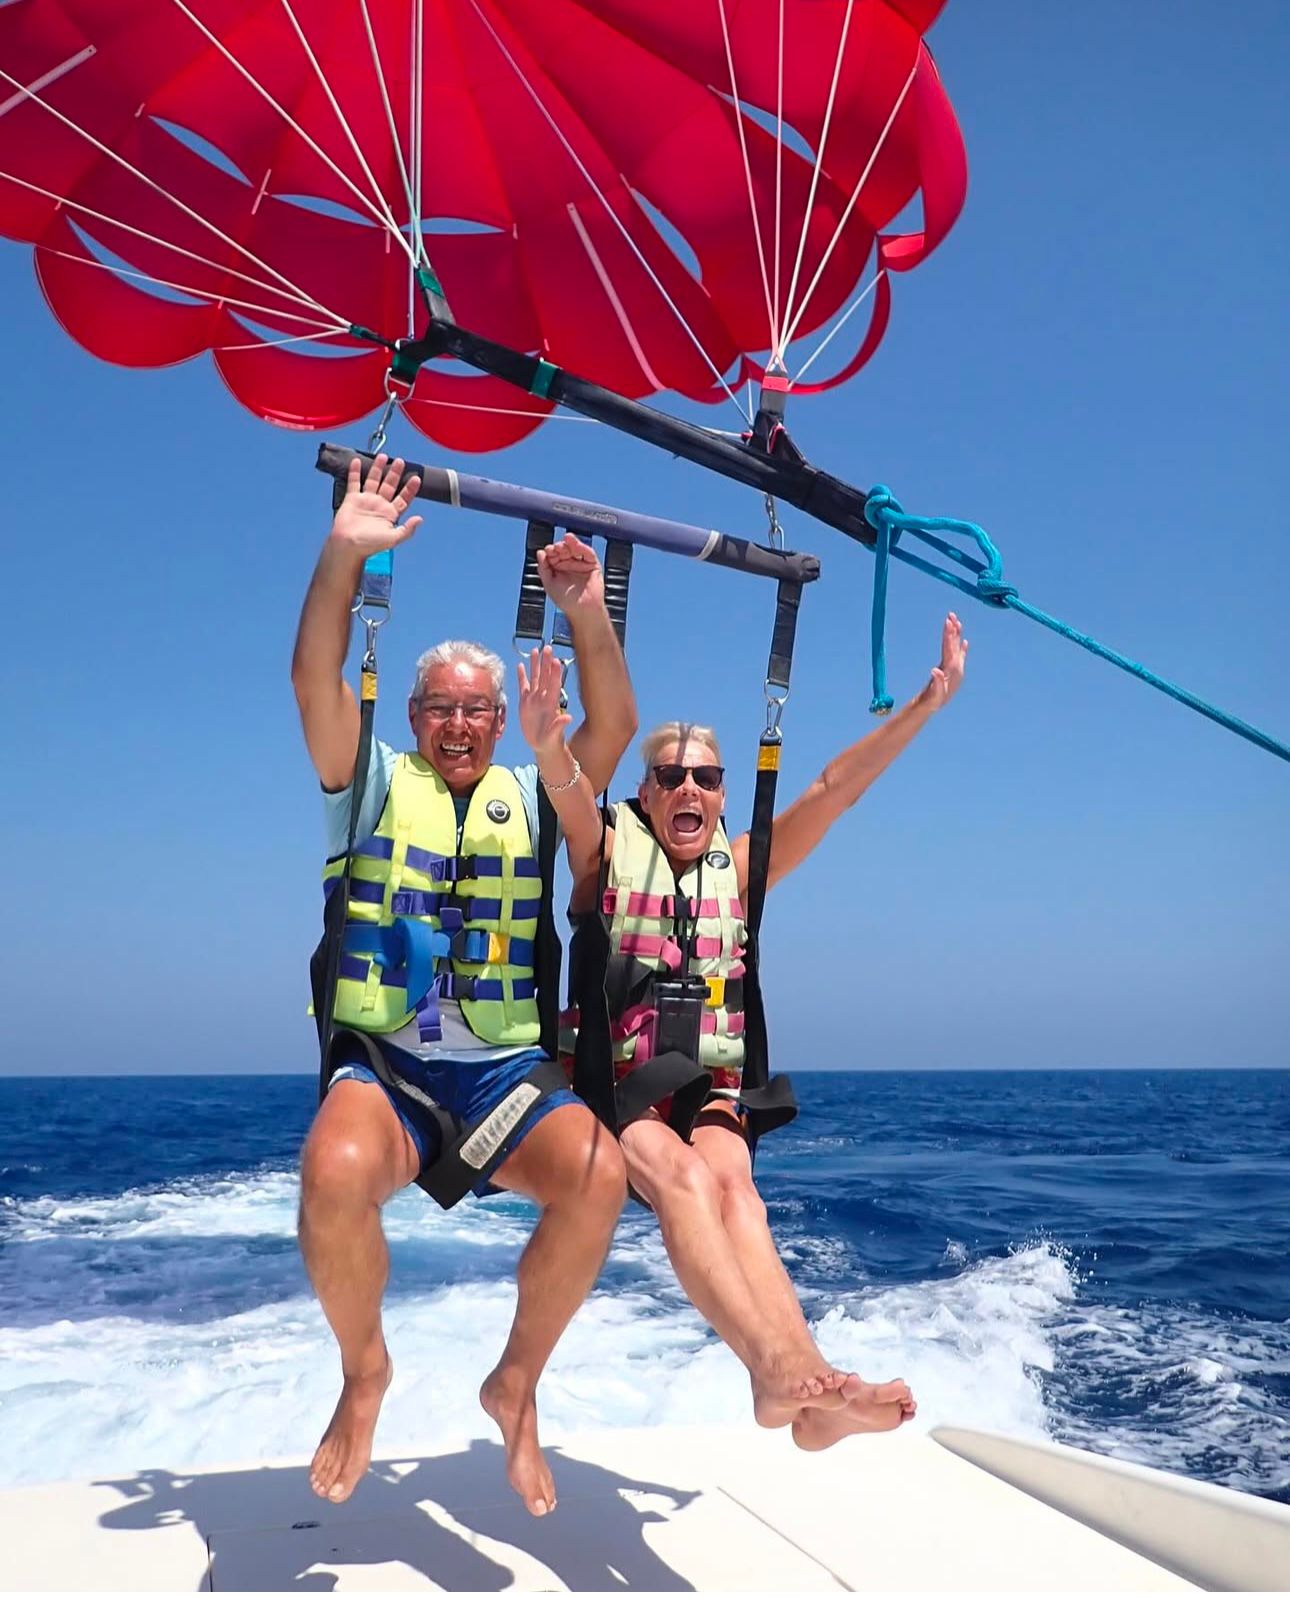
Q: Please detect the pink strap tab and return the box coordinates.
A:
[617,933,684,971]
[603,891,744,921]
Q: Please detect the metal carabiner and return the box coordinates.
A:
[368,391,399,456]
[763,491,784,550]
[763,680,789,740]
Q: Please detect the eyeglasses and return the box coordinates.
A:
[652,763,724,792]
[419,700,499,724]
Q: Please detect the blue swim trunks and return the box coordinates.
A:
[330,1041,578,1197]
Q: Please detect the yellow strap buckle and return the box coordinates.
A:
[487,932,511,965]
[705,975,725,1009]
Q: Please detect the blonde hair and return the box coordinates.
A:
[639,721,722,774]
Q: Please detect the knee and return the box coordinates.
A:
[583,1128,628,1215]
[719,1171,767,1229]
[299,1131,385,1216]
[663,1148,722,1213]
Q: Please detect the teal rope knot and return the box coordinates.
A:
[863,485,902,714]
[976,572,1017,604]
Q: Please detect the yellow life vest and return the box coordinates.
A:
[562,802,747,1086]
[323,756,542,1047]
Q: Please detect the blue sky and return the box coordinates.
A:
[1,3,1285,1075]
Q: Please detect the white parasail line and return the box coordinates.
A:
[0,63,352,327]
[715,0,777,356]
[779,61,916,358]
[162,0,416,264]
[567,203,665,393]
[463,0,751,424]
[0,45,95,120]
[0,166,348,326]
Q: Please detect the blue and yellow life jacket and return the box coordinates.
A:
[322,756,542,1047]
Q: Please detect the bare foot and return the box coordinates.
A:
[790,1378,916,1452]
[751,1352,856,1429]
[310,1356,394,1502]
[480,1366,557,1516]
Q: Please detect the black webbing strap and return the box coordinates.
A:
[767,577,802,705]
[338,1030,568,1209]
[515,519,555,644]
[315,716,376,1106]
[571,796,619,1131]
[737,578,805,1141]
[602,538,634,649]
[745,579,801,933]
[613,1050,712,1140]
[534,784,562,1061]
[416,1056,570,1208]
[314,503,388,1105]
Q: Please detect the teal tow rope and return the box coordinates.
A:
[862,486,1290,764]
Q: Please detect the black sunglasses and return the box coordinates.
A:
[653,763,725,792]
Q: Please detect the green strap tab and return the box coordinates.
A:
[531,359,559,399]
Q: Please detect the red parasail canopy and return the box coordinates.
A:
[0,0,967,451]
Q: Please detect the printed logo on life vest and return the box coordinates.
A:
[486,799,511,824]
[706,850,731,869]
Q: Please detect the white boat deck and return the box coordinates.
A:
[1,1422,1285,1592]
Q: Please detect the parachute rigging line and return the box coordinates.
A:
[460,0,753,425]
[164,0,415,261]
[0,64,355,336]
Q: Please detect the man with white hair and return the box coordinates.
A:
[291,454,634,1517]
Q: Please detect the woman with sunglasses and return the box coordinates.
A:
[543,612,969,1449]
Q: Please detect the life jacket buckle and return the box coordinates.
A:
[704,975,726,1008]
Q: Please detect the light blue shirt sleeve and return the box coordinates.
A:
[513,762,568,850]
[323,737,398,859]
[513,762,539,850]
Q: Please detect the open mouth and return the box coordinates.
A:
[671,808,703,837]
[439,741,473,760]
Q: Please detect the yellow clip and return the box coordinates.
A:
[360,670,378,703]
[487,932,511,965]
[757,744,781,772]
[705,975,725,1008]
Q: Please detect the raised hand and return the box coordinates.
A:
[537,531,604,617]
[922,612,969,711]
[329,453,424,558]
[517,645,572,758]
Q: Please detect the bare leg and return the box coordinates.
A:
[298,1079,421,1503]
[692,1107,916,1449]
[621,1112,849,1428]
[480,1104,626,1516]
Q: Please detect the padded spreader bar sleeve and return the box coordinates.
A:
[316,446,820,587]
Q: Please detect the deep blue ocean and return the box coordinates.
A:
[1,1068,1286,1501]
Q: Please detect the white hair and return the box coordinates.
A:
[640,720,722,773]
[410,640,507,709]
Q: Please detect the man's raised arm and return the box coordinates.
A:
[538,533,638,794]
[732,613,969,893]
[291,454,422,791]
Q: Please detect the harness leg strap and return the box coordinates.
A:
[614,1051,713,1142]
[326,1031,568,1210]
